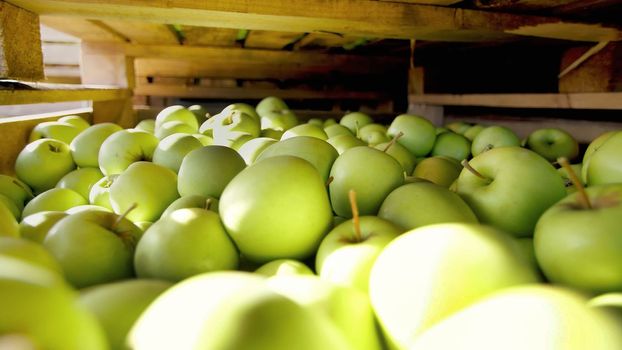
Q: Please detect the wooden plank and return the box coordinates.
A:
[9,0,622,42]
[0,85,131,104]
[293,32,363,50]
[473,0,579,11]
[245,30,304,49]
[409,92,622,109]
[135,83,390,100]
[101,20,179,44]
[40,16,126,42]
[180,26,239,46]
[559,42,622,93]
[0,108,92,175]
[0,1,44,80]
[381,0,462,5]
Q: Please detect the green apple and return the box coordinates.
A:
[445,121,472,135]
[308,118,324,127]
[0,194,21,219]
[0,256,108,350]
[0,175,34,212]
[463,124,485,141]
[98,129,159,175]
[412,156,462,187]
[316,214,401,293]
[324,118,337,127]
[454,147,566,237]
[129,271,350,350]
[257,136,338,182]
[29,121,81,144]
[153,133,203,173]
[267,275,384,350]
[22,188,87,218]
[135,208,239,282]
[340,112,373,134]
[584,131,622,186]
[375,140,416,174]
[431,131,471,161]
[58,115,90,131]
[89,175,118,210]
[221,103,260,123]
[260,109,299,131]
[387,114,436,157]
[15,138,75,193]
[255,259,314,277]
[154,105,199,131]
[256,96,289,117]
[471,125,520,156]
[534,183,622,292]
[558,163,583,193]
[66,205,110,214]
[329,146,404,217]
[188,104,209,125]
[43,208,142,288]
[155,120,197,139]
[19,211,67,243]
[211,109,260,139]
[581,130,617,183]
[370,223,539,349]
[327,134,366,154]
[213,131,255,150]
[324,124,352,138]
[260,128,284,140]
[192,133,213,146]
[237,137,277,164]
[358,123,387,143]
[134,119,155,134]
[56,167,104,200]
[435,127,449,135]
[79,279,172,350]
[526,128,579,162]
[281,123,328,140]
[70,122,123,168]
[161,194,219,218]
[178,146,246,198]
[220,156,333,263]
[409,285,622,350]
[109,162,179,222]
[0,236,63,275]
[0,201,19,237]
[379,182,478,230]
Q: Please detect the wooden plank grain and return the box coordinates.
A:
[0,87,131,104]
[102,20,179,44]
[180,26,239,46]
[0,1,44,80]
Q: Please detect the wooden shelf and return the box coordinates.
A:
[409,93,622,110]
[0,82,131,105]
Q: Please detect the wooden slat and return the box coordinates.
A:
[0,85,131,104]
[294,32,363,50]
[180,26,239,46]
[9,0,622,42]
[102,20,179,44]
[1,1,44,80]
[245,30,304,49]
[409,92,622,109]
[40,16,126,42]
[473,0,579,11]
[381,0,462,5]
[135,83,390,100]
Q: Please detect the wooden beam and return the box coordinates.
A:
[101,20,179,45]
[135,83,390,100]
[40,16,126,42]
[1,1,44,80]
[180,26,239,46]
[245,30,304,49]
[409,92,622,109]
[7,0,622,42]
[473,0,580,11]
[0,84,131,104]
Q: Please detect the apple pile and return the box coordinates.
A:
[1,97,622,349]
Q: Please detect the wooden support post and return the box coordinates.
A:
[0,1,44,80]
[408,40,425,95]
[81,41,136,127]
[559,42,622,93]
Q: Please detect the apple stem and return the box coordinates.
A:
[112,203,138,230]
[205,198,213,211]
[348,189,362,243]
[383,131,404,152]
[461,160,488,181]
[558,157,592,209]
[326,176,334,187]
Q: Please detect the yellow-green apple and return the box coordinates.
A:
[152,133,203,173]
[454,147,566,237]
[221,103,260,123]
[257,136,338,182]
[329,146,404,217]
[212,131,255,150]
[255,259,314,277]
[56,167,104,200]
[0,194,20,219]
[211,110,260,140]
[358,123,389,145]
[445,121,472,134]
[557,163,583,193]
[0,236,62,275]
[324,118,337,127]
[220,156,333,263]
[256,96,289,117]
[22,188,87,218]
[238,137,277,164]
[324,124,352,138]
[70,122,123,168]
[260,109,299,131]
[525,128,579,162]
[79,279,172,350]
[281,123,328,140]
[463,124,485,141]
[375,140,416,174]
[15,138,75,193]
[0,175,33,212]
[412,156,462,187]
[89,175,118,210]
[58,115,90,131]
[161,194,219,218]
[29,121,81,144]
[308,118,324,127]
[178,145,246,198]
[471,125,520,156]
[431,131,471,161]
[0,201,19,237]
[154,105,199,131]
[581,130,618,183]
[261,128,285,139]
[135,208,239,282]
[98,129,159,175]
[155,120,197,139]
[327,134,366,154]
[409,285,622,350]
[369,223,539,349]
[134,119,155,134]
[379,182,478,230]
[188,104,209,124]
[267,274,384,350]
[583,131,622,186]
[387,114,437,157]
[43,208,142,288]
[129,271,350,350]
[109,162,179,222]
[340,112,373,134]
[192,133,213,146]
[66,205,110,214]
[19,211,67,243]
